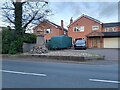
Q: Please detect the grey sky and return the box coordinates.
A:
[0,0,119,28]
[48,2,119,28]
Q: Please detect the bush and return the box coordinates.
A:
[8,36,24,54]
[2,28,13,54]
[8,41,18,54]
[23,33,36,43]
[2,28,36,54]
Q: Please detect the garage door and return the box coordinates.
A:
[104,38,120,48]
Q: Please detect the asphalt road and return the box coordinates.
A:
[2,58,119,88]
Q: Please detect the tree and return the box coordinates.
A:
[2,0,51,35]
[1,0,51,54]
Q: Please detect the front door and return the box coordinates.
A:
[92,38,100,48]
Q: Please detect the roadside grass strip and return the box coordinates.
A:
[89,79,120,84]
[0,70,47,77]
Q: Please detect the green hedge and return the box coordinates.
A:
[2,28,36,54]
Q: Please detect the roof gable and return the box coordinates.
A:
[33,20,67,32]
[102,32,120,37]
[87,31,104,37]
[87,31,120,37]
[68,14,102,27]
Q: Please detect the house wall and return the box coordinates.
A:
[68,16,120,48]
[68,16,102,41]
[33,22,64,41]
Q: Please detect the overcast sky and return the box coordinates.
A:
[0,0,119,29]
[48,1,119,28]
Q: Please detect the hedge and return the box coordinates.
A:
[2,28,36,54]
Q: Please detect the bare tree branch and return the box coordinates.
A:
[11,0,15,6]
[2,7,15,10]
[23,11,39,29]
[2,0,52,32]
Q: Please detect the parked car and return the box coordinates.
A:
[74,39,86,50]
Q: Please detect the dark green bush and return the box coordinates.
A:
[23,33,36,44]
[8,41,18,54]
[2,28,13,54]
[8,36,23,54]
[2,28,36,54]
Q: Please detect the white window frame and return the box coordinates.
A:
[79,26,84,32]
[73,27,79,32]
[105,27,116,32]
[92,25,99,30]
[44,28,52,34]
[73,26,84,32]
[105,28,109,32]
[112,27,116,32]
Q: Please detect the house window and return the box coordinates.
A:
[45,29,52,34]
[80,26,84,32]
[105,27,116,32]
[74,27,79,32]
[92,25,99,30]
[73,26,84,32]
[105,28,109,32]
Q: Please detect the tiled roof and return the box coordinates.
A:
[42,20,67,32]
[103,22,120,28]
[102,32,120,37]
[87,31,120,37]
[68,14,102,27]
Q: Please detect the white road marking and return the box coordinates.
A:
[89,79,120,84]
[0,70,47,77]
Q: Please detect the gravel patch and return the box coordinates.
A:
[37,50,102,57]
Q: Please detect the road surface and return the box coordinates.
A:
[2,58,119,88]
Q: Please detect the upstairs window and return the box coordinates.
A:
[80,26,84,32]
[73,26,84,32]
[105,27,116,32]
[45,29,52,34]
[92,25,99,30]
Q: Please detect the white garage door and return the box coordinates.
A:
[104,38,120,48]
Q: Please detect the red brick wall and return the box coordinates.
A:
[68,16,102,40]
[33,22,64,40]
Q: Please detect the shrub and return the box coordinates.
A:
[23,33,36,44]
[2,28,13,54]
[8,41,18,54]
[2,27,36,54]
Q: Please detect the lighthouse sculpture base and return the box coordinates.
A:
[31,35,48,54]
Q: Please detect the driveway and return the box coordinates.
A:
[68,48,119,61]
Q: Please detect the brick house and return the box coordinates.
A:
[68,14,120,48]
[33,20,67,41]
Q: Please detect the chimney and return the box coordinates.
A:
[61,20,64,35]
[70,17,73,24]
[61,20,63,29]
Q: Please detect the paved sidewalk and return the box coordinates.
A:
[82,49,119,60]
[38,48,118,61]
[46,49,118,60]
[4,48,118,62]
